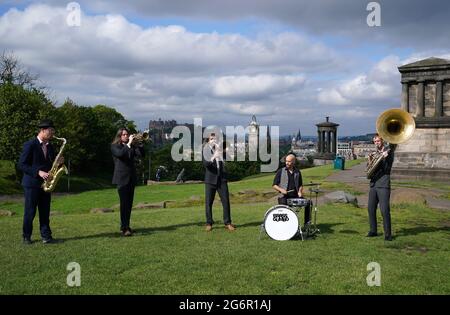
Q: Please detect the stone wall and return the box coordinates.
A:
[393,128,450,180]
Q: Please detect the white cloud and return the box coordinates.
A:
[211,74,305,99]
[227,103,275,116]
[317,55,401,105]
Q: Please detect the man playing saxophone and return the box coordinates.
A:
[366,134,394,241]
[19,119,64,245]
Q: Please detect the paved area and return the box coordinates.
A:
[326,162,369,184]
[325,162,449,210]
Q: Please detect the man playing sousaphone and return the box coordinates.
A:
[366,134,395,241]
[272,153,311,228]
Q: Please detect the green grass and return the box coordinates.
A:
[0,159,364,216]
[0,160,449,294]
[0,201,449,294]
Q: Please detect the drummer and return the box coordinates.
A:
[272,153,311,225]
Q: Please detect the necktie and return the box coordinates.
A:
[42,142,47,159]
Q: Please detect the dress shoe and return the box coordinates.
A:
[366,232,378,237]
[205,224,212,232]
[23,238,32,245]
[384,235,393,241]
[225,224,236,231]
[42,237,62,244]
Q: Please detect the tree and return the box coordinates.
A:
[91,104,136,172]
[0,51,38,89]
[0,83,54,163]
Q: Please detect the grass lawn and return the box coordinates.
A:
[0,160,449,294]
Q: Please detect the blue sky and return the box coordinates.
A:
[0,1,449,136]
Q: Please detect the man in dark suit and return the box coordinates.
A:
[367,134,395,241]
[203,132,235,232]
[19,119,63,244]
[111,128,145,236]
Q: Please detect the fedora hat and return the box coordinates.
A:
[38,119,55,129]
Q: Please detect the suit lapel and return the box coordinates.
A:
[34,138,46,161]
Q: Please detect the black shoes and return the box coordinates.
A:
[42,237,63,244]
[366,232,393,241]
[23,237,32,245]
[23,237,62,244]
[121,228,133,236]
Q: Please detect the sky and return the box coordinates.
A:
[1,0,449,136]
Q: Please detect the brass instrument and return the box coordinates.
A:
[366,108,415,179]
[42,137,68,192]
[132,129,150,144]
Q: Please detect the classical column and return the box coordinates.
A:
[435,81,443,117]
[322,131,326,153]
[321,131,325,153]
[417,81,425,117]
[333,130,337,154]
[401,82,409,112]
[317,130,321,154]
[327,131,331,153]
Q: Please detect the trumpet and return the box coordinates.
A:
[131,129,150,144]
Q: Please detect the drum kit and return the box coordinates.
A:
[260,182,322,241]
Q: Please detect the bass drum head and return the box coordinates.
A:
[263,205,299,241]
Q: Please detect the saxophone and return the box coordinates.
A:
[42,137,68,192]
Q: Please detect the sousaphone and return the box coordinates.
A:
[366,108,415,179]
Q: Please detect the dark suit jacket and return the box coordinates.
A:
[19,138,55,188]
[370,146,394,189]
[203,145,227,185]
[111,143,144,186]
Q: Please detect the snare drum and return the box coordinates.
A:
[287,198,309,207]
[263,205,299,241]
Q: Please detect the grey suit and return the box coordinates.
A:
[367,146,395,238]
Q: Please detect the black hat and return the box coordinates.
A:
[38,119,55,129]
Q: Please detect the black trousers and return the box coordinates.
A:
[118,182,135,231]
[205,181,231,225]
[278,196,312,226]
[368,186,392,237]
[23,187,52,239]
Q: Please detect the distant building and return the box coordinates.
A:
[337,142,355,160]
[148,118,196,147]
[353,143,376,158]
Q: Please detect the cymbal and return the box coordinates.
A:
[303,182,321,186]
[308,188,324,193]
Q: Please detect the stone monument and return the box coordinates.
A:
[314,116,339,165]
[393,57,450,180]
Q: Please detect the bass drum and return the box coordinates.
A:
[263,205,299,241]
